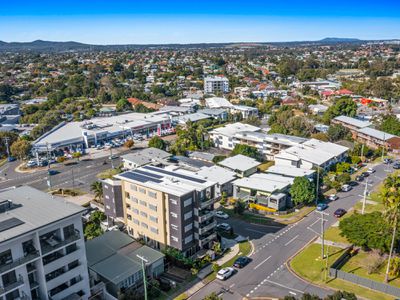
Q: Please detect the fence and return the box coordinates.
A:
[329,246,400,298]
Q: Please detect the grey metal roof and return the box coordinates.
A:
[334,116,371,129]
[0,186,85,243]
[357,127,396,140]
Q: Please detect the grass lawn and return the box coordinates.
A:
[221,207,276,225]
[324,227,349,244]
[96,168,121,179]
[290,244,394,300]
[341,250,400,288]
[272,206,316,224]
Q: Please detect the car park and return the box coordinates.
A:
[367,168,376,174]
[356,175,364,181]
[215,211,229,219]
[348,181,358,187]
[334,208,347,218]
[216,267,235,280]
[317,203,328,211]
[216,223,231,232]
[233,256,251,268]
[328,194,338,201]
[341,184,352,192]
[361,172,370,177]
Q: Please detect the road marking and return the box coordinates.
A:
[284,235,299,246]
[289,291,297,296]
[264,279,304,294]
[229,283,235,288]
[253,255,271,270]
[309,219,319,227]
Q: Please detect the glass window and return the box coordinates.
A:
[149,215,158,223]
[140,211,148,218]
[150,227,159,234]
[139,200,147,207]
[149,204,157,211]
[184,211,193,220]
[141,222,148,229]
[148,191,157,199]
[130,184,137,191]
[184,198,192,207]
[139,188,146,194]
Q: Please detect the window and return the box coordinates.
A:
[185,235,193,244]
[131,197,138,203]
[171,236,179,242]
[139,187,146,194]
[68,260,79,270]
[149,204,157,211]
[133,208,139,215]
[184,211,193,220]
[184,223,193,233]
[66,243,77,254]
[170,199,178,205]
[184,198,192,207]
[150,227,159,234]
[125,192,130,199]
[126,204,131,210]
[148,191,157,199]
[170,212,178,218]
[130,184,137,191]
[171,224,178,231]
[127,214,132,220]
[133,218,139,225]
[141,222,148,229]
[149,215,158,223]
[139,200,147,207]
[140,211,148,218]
[63,224,75,239]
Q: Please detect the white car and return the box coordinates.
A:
[216,267,235,280]
[215,211,229,219]
[216,223,232,231]
[367,168,376,174]
[328,194,338,201]
[341,184,352,192]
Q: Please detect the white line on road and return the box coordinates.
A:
[309,219,319,227]
[253,255,271,270]
[264,279,304,294]
[284,235,299,246]
[289,291,297,296]
[229,283,235,288]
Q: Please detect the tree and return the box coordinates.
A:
[311,132,329,142]
[10,139,31,160]
[380,173,400,282]
[234,201,246,215]
[323,97,357,123]
[212,263,221,273]
[378,114,400,136]
[203,292,222,300]
[148,135,166,150]
[339,211,395,252]
[116,98,131,112]
[124,139,134,149]
[327,124,351,142]
[0,132,18,157]
[290,177,315,206]
[231,144,259,160]
[90,181,103,203]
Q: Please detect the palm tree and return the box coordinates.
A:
[90,181,103,203]
[381,173,400,283]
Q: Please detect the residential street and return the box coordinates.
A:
[191,162,390,299]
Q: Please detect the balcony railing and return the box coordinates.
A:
[198,221,217,235]
[198,233,217,247]
[0,275,24,296]
[198,211,214,223]
[199,198,215,209]
[0,251,40,274]
[41,231,80,255]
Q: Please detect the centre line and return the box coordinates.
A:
[284,235,299,246]
[253,255,272,270]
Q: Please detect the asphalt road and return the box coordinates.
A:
[192,162,390,300]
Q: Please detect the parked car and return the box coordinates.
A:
[215,211,229,219]
[341,184,352,192]
[26,160,37,168]
[317,203,328,211]
[48,169,58,176]
[348,181,358,187]
[361,172,370,177]
[216,223,232,232]
[334,208,347,218]
[393,163,400,169]
[356,175,364,181]
[367,168,376,174]
[384,158,392,164]
[216,267,235,280]
[328,194,338,201]
[7,156,16,162]
[109,154,118,160]
[233,256,251,268]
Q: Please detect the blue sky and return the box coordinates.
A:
[1,0,399,44]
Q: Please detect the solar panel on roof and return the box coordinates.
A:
[121,172,162,184]
[143,165,206,183]
[134,169,163,179]
[0,217,24,233]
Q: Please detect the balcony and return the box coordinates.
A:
[0,275,24,296]
[48,276,83,300]
[199,198,215,209]
[0,251,40,275]
[198,211,214,223]
[198,221,217,235]
[198,233,217,248]
[41,231,80,255]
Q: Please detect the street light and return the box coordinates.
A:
[308,210,329,259]
[136,255,148,300]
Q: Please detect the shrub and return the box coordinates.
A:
[363,250,385,274]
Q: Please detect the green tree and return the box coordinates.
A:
[381,173,400,282]
[290,177,315,206]
[0,132,18,157]
[231,144,259,160]
[339,211,395,252]
[10,139,31,160]
[323,97,357,123]
[327,124,351,142]
[148,135,166,150]
[203,292,222,300]
[116,98,131,112]
[378,114,400,136]
[234,200,246,215]
[90,181,103,203]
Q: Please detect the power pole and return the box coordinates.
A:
[362,178,368,215]
[315,210,329,259]
[315,167,320,206]
[360,144,364,160]
[381,133,386,161]
[109,148,114,169]
[3,137,11,159]
[137,255,148,300]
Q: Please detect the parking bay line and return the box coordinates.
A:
[284,235,299,246]
[253,255,272,270]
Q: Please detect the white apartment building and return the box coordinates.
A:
[0,186,90,300]
[204,76,229,94]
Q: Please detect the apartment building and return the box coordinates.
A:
[101,179,123,223]
[115,165,218,257]
[0,186,90,300]
[204,76,229,94]
[331,115,372,138]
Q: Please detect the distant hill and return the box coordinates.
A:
[0,37,396,52]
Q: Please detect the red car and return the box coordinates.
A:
[334,208,347,218]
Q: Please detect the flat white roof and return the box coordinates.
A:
[196,166,237,185]
[205,97,233,109]
[218,154,260,172]
[266,165,315,178]
[233,173,290,193]
[210,122,260,137]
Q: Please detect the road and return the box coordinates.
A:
[192,163,390,299]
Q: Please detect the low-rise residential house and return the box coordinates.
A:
[195,166,237,197]
[197,108,228,121]
[230,105,259,119]
[86,231,164,299]
[218,155,260,177]
[265,165,315,181]
[121,148,171,170]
